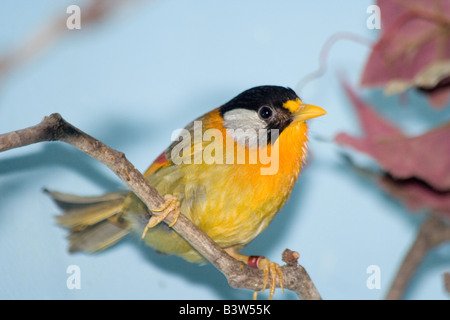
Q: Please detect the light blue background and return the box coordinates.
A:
[0,0,449,300]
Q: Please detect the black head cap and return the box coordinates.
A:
[219,86,300,142]
[219,86,299,116]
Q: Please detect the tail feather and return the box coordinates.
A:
[45,189,132,253]
[68,221,130,253]
[44,189,127,210]
[55,201,125,230]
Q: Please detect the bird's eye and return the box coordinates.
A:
[258,106,273,120]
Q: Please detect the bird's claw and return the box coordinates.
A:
[141,194,180,238]
[223,248,284,300]
[255,258,284,300]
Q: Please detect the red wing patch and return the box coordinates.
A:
[143,151,169,178]
[154,151,167,164]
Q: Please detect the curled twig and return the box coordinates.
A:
[0,113,321,300]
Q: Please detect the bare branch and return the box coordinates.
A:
[0,113,321,300]
[0,0,141,82]
[386,214,450,300]
[444,272,450,295]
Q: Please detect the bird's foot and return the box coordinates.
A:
[225,248,284,300]
[141,194,180,238]
[250,256,284,300]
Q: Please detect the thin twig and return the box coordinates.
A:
[386,214,450,300]
[0,0,140,82]
[0,113,321,300]
[294,32,372,94]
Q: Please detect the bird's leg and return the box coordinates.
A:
[224,247,284,300]
[141,194,180,238]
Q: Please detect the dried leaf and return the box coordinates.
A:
[335,83,450,216]
[378,174,450,217]
[361,0,450,108]
[384,61,450,95]
[336,82,450,191]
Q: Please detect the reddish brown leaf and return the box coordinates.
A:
[378,175,450,217]
[361,0,450,108]
[336,82,450,191]
[335,83,450,216]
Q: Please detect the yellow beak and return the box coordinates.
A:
[293,104,327,122]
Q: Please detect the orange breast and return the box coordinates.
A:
[192,108,309,247]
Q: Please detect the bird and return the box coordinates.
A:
[46,85,326,299]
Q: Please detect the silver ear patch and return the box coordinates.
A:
[223,108,268,148]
